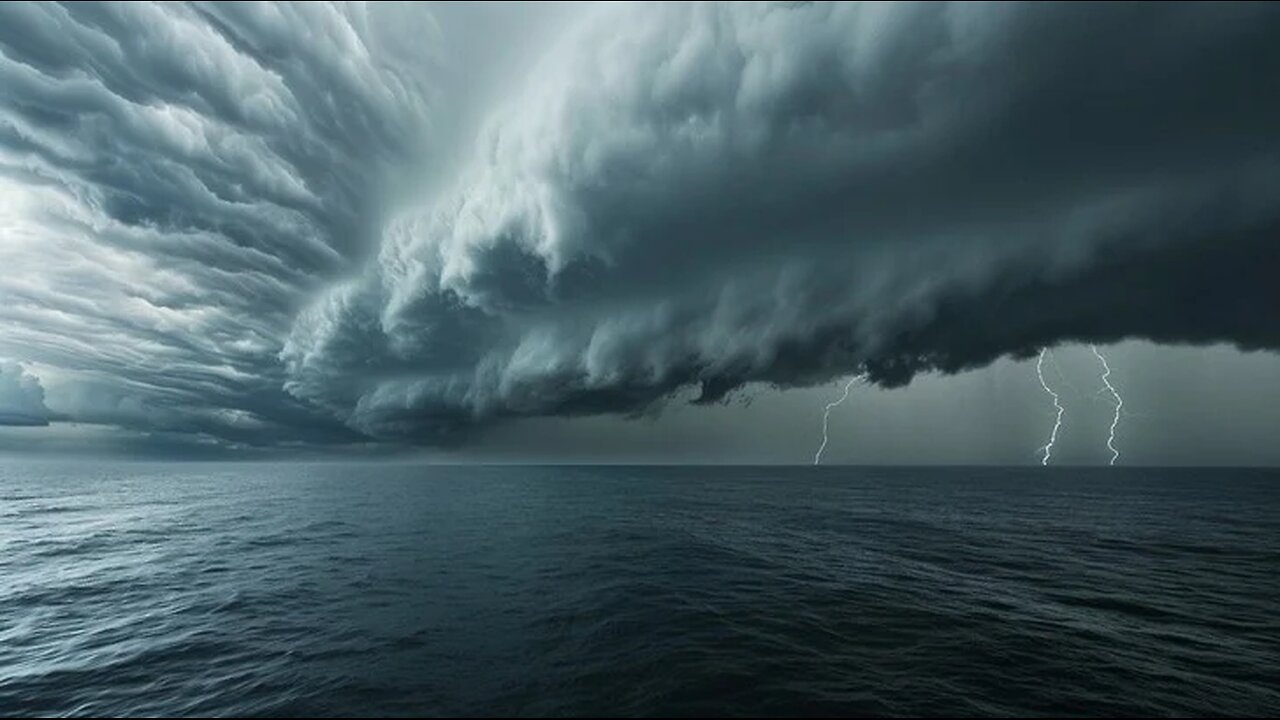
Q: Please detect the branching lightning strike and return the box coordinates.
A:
[813,374,867,465]
[1090,344,1122,465]
[1035,349,1064,466]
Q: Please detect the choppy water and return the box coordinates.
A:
[1,463,1278,717]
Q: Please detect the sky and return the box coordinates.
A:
[0,1,1278,464]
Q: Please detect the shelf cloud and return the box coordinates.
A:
[2,2,1278,448]
[284,2,1280,440]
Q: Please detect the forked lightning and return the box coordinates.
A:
[1035,349,1064,466]
[812,374,867,465]
[1090,345,1123,465]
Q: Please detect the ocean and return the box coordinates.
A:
[1,463,1277,717]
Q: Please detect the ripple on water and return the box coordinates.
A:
[0,463,1277,717]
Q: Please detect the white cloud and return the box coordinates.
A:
[0,361,50,426]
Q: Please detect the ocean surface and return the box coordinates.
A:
[0,463,1277,717]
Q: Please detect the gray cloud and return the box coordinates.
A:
[281,2,1280,441]
[0,361,50,426]
[0,1,440,446]
[2,2,1278,454]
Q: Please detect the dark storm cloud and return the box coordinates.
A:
[283,2,1280,440]
[3,2,1278,451]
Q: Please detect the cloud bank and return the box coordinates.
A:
[282,2,1280,441]
[0,361,50,426]
[2,2,1278,448]
[0,1,437,445]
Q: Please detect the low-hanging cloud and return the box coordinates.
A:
[281,1,1280,441]
[2,2,1277,450]
[0,361,50,426]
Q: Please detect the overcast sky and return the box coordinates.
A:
[1,1,1277,464]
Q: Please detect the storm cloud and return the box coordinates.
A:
[282,2,1280,440]
[2,2,1278,449]
[0,1,437,445]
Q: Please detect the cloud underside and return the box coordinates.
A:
[2,2,1278,447]
[282,2,1280,441]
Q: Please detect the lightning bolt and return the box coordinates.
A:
[813,374,867,465]
[1090,344,1122,465]
[1035,348,1064,466]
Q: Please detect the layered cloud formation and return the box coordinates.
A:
[2,2,1279,448]
[283,2,1280,440]
[0,1,436,444]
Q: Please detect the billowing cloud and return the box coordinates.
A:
[0,1,439,445]
[281,2,1280,441]
[0,361,50,426]
[2,2,1277,451]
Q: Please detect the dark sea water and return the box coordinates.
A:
[1,463,1277,717]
